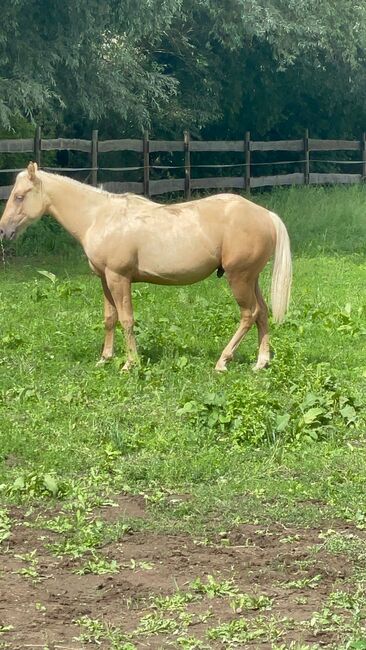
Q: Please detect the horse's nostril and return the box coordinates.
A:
[0,228,4,240]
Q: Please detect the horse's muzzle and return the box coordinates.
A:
[0,226,16,241]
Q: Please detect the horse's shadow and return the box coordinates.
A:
[138,343,252,367]
[63,334,253,368]
[139,342,204,364]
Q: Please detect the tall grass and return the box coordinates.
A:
[256,184,366,256]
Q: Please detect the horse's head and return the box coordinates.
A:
[0,162,47,240]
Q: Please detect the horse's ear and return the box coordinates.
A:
[27,161,39,182]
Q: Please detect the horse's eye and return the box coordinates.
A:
[15,195,24,202]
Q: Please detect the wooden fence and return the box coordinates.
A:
[1,128,366,200]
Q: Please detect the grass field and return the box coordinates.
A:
[0,185,365,649]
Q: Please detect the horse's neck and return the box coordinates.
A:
[42,173,102,244]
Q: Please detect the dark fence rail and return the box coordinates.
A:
[1,128,366,200]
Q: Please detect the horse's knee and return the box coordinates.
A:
[121,317,134,332]
[105,314,117,330]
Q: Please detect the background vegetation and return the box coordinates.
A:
[1,0,366,140]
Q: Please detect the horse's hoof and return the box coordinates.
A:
[215,362,228,372]
[96,356,112,367]
[121,359,138,371]
[252,360,269,372]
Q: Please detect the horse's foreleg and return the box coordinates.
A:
[97,277,118,365]
[105,270,138,371]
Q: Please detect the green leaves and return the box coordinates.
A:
[37,269,56,284]
[340,404,358,424]
[42,473,59,497]
[0,0,179,130]
[2,0,366,137]
[177,357,362,447]
[275,413,291,433]
[190,575,239,599]
[0,509,11,545]
[31,271,85,302]
[302,407,325,426]
[1,333,23,349]
[8,471,65,499]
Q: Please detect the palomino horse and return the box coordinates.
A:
[0,163,292,371]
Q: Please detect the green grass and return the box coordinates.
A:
[255,183,366,256]
[0,185,365,533]
[1,186,366,648]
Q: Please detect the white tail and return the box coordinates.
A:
[269,211,292,323]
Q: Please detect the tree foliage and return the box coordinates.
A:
[1,0,366,137]
[0,0,179,129]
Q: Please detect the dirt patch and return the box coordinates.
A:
[0,497,363,649]
[94,493,148,523]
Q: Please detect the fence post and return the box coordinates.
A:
[184,130,191,200]
[34,125,41,167]
[91,130,98,186]
[304,129,310,185]
[244,131,251,193]
[362,133,366,181]
[143,131,150,197]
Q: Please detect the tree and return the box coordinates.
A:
[0,0,180,130]
[2,0,366,138]
[151,0,366,137]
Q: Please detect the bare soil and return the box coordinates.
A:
[0,495,361,649]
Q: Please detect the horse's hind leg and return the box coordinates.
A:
[215,273,258,372]
[97,276,118,365]
[253,282,270,371]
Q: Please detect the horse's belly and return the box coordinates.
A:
[135,247,219,285]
